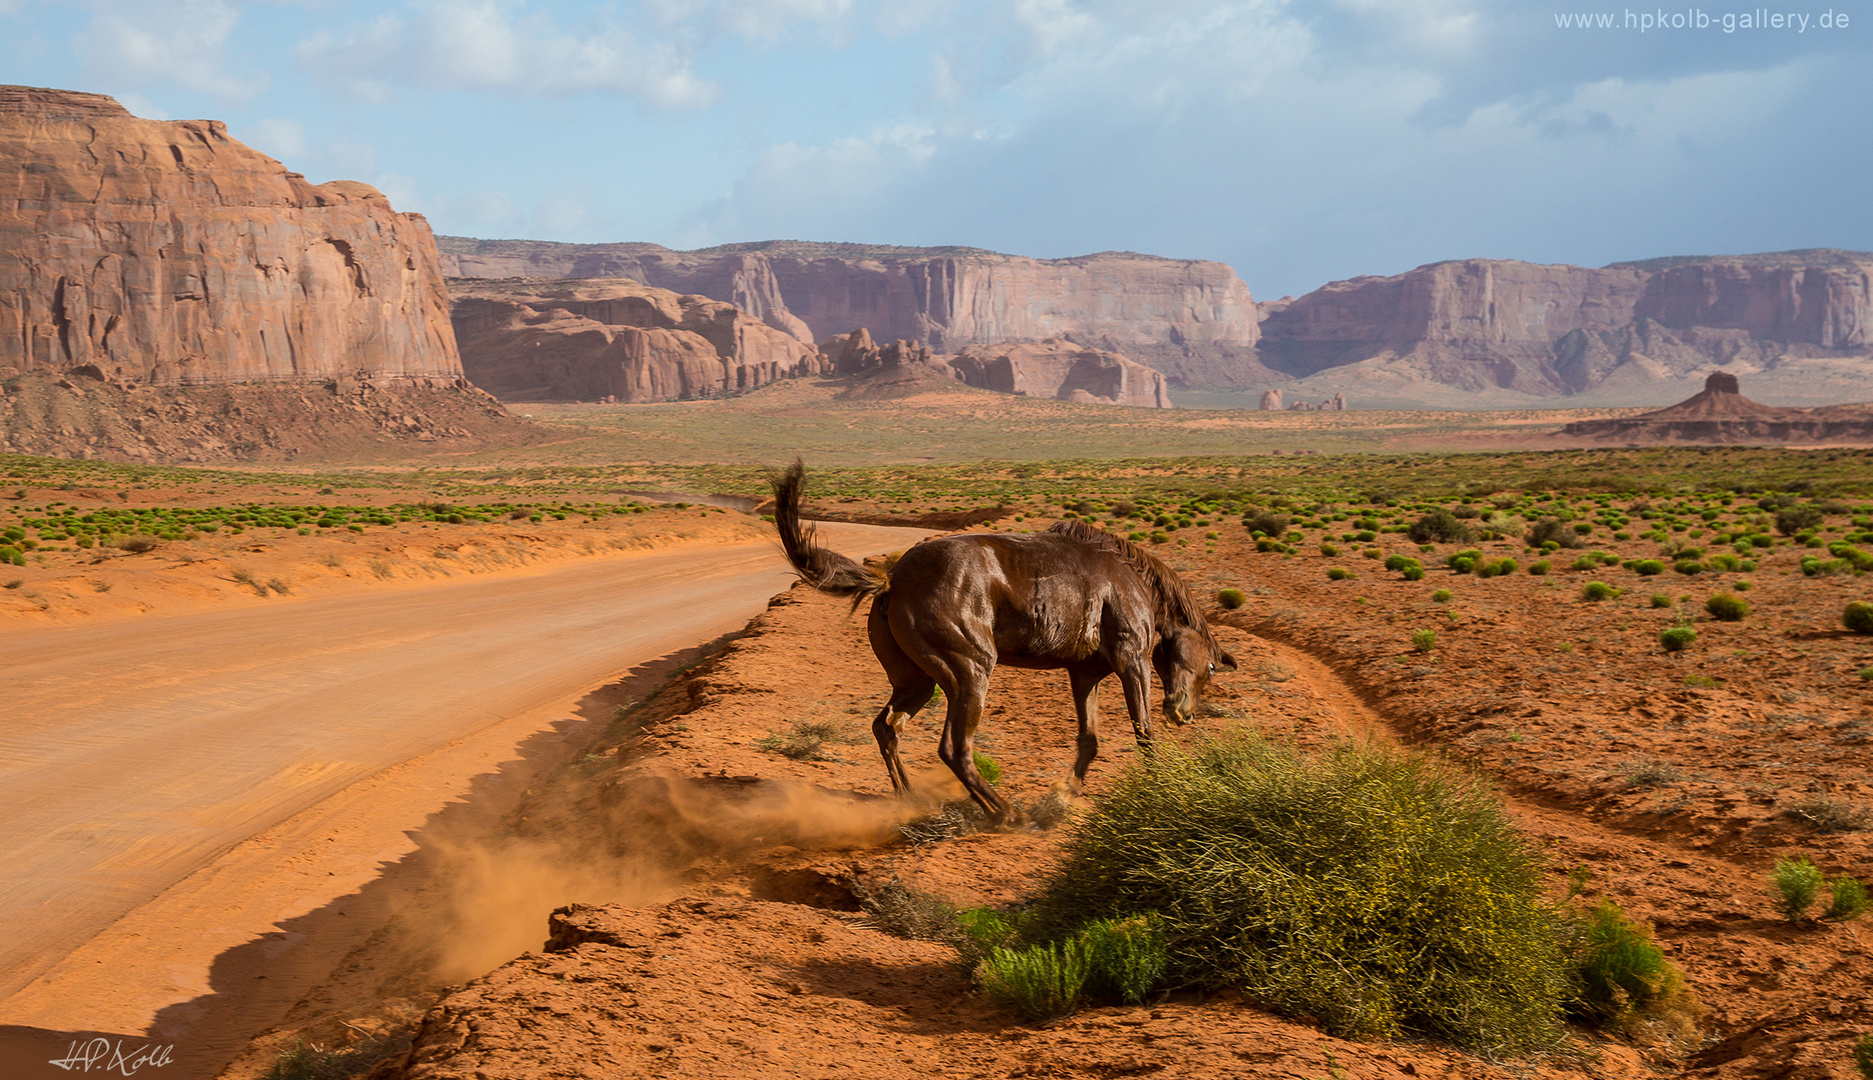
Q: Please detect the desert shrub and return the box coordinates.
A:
[1630,559,1666,576]
[1432,588,1452,602]
[1384,553,1414,571]
[1411,628,1437,653]
[1782,796,1870,834]
[1802,557,1851,577]
[1244,511,1290,537]
[1217,588,1247,610]
[1476,557,1517,578]
[263,1034,412,1080]
[1775,504,1824,536]
[857,879,968,943]
[1582,581,1615,601]
[1319,542,1340,557]
[117,534,160,553]
[1861,667,1873,682]
[1651,593,1673,609]
[1771,856,1824,921]
[1704,594,1750,622]
[1525,559,1548,575]
[1845,602,1873,634]
[1855,1033,1873,1080]
[1527,518,1585,549]
[1408,510,1471,544]
[973,751,1003,784]
[1660,626,1697,652]
[1327,567,1355,581]
[756,720,858,762]
[1621,758,1684,788]
[1446,548,1482,574]
[1564,899,1699,1040]
[1023,736,1569,1052]
[1078,914,1170,1005]
[978,939,1092,1020]
[1825,875,1870,923]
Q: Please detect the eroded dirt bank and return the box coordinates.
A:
[301,510,1871,1080]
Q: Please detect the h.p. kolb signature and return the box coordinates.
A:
[47,1038,175,1075]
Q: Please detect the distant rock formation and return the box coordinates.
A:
[1259,389,1283,410]
[1561,373,1873,443]
[437,237,1264,389]
[817,329,933,374]
[945,339,1172,409]
[1,86,461,387]
[1257,252,1873,399]
[449,278,821,402]
[0,86,527,460]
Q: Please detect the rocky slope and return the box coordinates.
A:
[0,85,527,459]
[1560,371,1873,443]
[438,238,1263,389]
[448,278,821,402]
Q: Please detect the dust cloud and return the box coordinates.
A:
[420,766,969,982]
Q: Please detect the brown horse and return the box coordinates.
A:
[771,461,1235,825]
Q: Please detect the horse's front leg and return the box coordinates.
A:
[1066,665,1106,794]
[937,665,1017,826]
[1118,655,1155,751]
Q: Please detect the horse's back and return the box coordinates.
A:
[884,531,1152,665]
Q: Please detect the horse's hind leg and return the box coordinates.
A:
[868,598,935,799]
[1066,665,1105,795]
[936,667,1015,826]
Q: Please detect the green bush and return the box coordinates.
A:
[1079,914,1169,1005]
[1528,559,1551,575]
[1651,593,1674,609]
[1431,588,1452,603]
[973,751,1002,784]
[1630,559,1666,576]
[1855,1033,1873,1080]
[1660,626,1697,652]
[1564,899,1699,1039]
[1775,504,1824,536]
[1407,510,1471,544]
[1846,602,1873,634]
[1527,518,1585,550]
[1704,593,1750,622]
[1771,856,1824,921]
[1582,581,1615,601]
[978,939,1091,1020]
[1217,588,1247,610]
[1319,542,1340,557]
[1825,874,1869,923]
[1023,736,1569,1052]
[1860,667,1873,682]
[1327,566,1355,581]
[1411,628,1437,653]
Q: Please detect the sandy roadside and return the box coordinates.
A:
[0,520,931,1080]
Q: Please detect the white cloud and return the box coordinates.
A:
[243,117,309,162]
[298,0,717,108]
[72,0,268,105]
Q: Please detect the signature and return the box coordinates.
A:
[47,1039,175,1075]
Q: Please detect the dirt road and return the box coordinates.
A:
[0,522,925,1038]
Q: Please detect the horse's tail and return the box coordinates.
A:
[770,459,888,604]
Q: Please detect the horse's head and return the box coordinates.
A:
[1153,626,1237,726]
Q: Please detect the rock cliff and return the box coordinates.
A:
[0,86,531,460]
[1,86,462,387]
[438,238,1261,389]
[1255,251,1873,402]
[449,278,821,402]
[946,339,1172,408]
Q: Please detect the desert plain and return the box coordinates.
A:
[0,378,1870,1080]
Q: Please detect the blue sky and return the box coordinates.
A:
[3,0,1868,297]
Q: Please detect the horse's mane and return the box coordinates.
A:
[1046,519,1217,645]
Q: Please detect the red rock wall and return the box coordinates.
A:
[449,279,820,402]
[1636,259,1872,348]
[0,86,461,388]
[438,238,1258,387]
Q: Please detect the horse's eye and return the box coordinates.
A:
[1208,662,1215,673]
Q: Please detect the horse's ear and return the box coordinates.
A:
[1216,649,1238,671]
